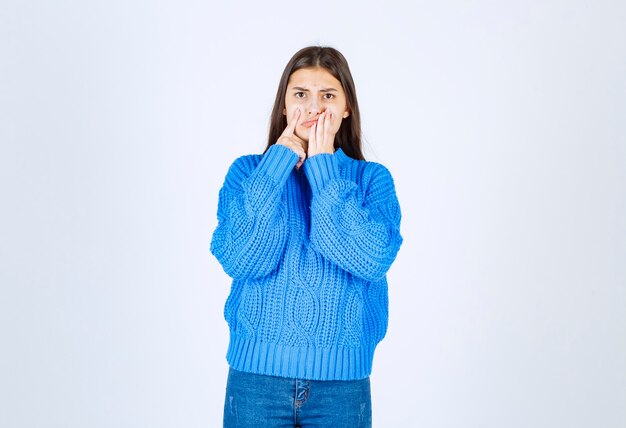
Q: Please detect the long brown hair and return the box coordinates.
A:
[264,46,364,161]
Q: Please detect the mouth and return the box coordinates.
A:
[301,119,317,127]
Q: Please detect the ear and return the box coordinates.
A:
[283,108,286,115]
[343,111,350,118]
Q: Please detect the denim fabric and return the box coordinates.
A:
[223,367,372,428]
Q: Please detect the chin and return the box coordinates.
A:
[295,133,310,142]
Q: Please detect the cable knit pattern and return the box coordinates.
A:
[210,143,403,380]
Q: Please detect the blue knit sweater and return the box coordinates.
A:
[210,144,403,381]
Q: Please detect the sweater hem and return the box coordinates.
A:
[226,333,375,381]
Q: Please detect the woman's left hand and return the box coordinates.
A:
[307,111,336,157]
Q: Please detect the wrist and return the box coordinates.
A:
[308,146,335,158]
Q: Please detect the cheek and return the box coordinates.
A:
[285,105,299,124]
[330,113,344,133]
[286,104,296,113]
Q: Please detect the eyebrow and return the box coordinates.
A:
[290,86,338,93]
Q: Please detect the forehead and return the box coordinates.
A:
[287,67,343,89]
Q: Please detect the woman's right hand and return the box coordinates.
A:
[276,108,307,169]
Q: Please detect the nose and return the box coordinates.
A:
[307,98,322,116]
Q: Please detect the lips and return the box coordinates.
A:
[302,118,319,127]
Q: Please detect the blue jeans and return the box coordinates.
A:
[223,367,372,428]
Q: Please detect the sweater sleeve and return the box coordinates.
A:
[303,153,403,282]
[210,144,299,280]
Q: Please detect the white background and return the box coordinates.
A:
[1,1,625,427]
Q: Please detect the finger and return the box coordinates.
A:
[324,111,334,139]
[309,122,317,153]
[295,146,305,169]
[283,108,300,136]
[316,112,325,145]
[295,144,305,158]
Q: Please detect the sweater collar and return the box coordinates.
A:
[335,147,351,164]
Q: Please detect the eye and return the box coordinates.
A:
[323,93,335,100]
[295,92,305,98]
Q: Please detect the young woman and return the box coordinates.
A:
[210,46,403,428]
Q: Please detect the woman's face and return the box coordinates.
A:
[283,67,350,143]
